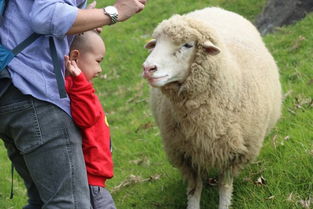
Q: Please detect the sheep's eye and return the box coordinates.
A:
[145,39,157,50]
[183,43,193,48]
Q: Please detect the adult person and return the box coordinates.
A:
[0,0,147,208]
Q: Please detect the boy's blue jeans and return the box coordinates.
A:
[0,84,90,209]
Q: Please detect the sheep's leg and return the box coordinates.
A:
[186,172,203,209]
[218,169,233,209]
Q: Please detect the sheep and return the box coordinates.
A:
[142,7,282,209]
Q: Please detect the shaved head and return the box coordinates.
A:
[70,30,105,53]
[68,30,106,81]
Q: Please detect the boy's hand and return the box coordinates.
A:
[64,55,81,77]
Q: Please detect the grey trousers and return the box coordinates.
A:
[89,186,116,209]
[0,84,90,209]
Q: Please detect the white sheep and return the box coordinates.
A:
[142,7,282,209]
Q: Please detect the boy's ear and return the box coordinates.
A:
[69,49,80,61]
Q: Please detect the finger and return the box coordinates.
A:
[95,27,103,34]
[70,60,75,67]
[138,0,147,5]
[72,60,79,68]
[64,56,70,67]
[87,1,97,9]
[137,6,144,13]
[136,2,145,13]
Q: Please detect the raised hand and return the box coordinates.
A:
[64,55,82,77]
[114,0,148,22]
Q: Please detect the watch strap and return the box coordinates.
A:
[103,6,118,25]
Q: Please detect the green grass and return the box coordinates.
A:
[1,0,312,208]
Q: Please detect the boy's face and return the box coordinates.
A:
[76,38,105,81]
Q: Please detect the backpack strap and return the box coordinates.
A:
[9,162,14,199]
[0,33,40,72]
[12,33,41,55]
[0,34,67,98]
[0,0,9,24]
[49,37,67,98]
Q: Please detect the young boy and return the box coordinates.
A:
[64,30,116,209]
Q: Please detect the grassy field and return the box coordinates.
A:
[1,0,312,208]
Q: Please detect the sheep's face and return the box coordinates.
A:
[143,36,196,88]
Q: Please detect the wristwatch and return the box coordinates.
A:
[103,6,119,25]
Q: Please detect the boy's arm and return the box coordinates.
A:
[66,74,102,128]
[64,56,101,128]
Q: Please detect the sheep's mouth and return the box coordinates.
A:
[147,75,168,82]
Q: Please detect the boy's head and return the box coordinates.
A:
[69,30,105,80]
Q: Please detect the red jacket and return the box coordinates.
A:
[65,73,113,187]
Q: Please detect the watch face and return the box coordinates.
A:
[106,6,118,15]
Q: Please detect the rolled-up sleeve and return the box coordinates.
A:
[29,0,78,37]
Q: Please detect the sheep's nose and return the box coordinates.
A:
[143,65,157,73]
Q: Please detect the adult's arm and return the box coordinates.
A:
[29,0,147,37]
[68,0,147,34]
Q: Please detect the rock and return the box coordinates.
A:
[256,0,313,35]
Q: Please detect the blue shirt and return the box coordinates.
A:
[0,0,86,115]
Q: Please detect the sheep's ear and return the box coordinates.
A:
[202,41,220,55]
[144,39,156,49]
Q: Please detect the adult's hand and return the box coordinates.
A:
[114,0,148,22]
[87,1,97,9]
[87,1,103,33]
